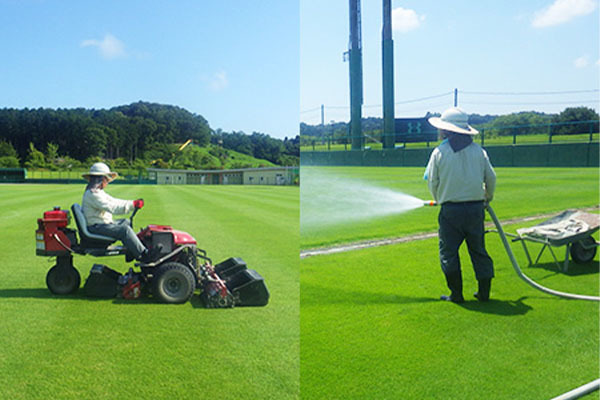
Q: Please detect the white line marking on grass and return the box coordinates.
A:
[300,206,599,258]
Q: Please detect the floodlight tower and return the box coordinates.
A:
[348,0,363,150]
[382,0,395,149]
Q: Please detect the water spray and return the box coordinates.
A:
[301,169,425,229]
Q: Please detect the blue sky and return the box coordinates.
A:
[0,0,299,139]
[301,0,600,125]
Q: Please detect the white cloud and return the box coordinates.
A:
[532,0,597,28]
[574,55,590,68]
[391,7,425,33]
[81,34,126,60]
[209,70,229,92]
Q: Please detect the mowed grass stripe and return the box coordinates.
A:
[1,184,299,400]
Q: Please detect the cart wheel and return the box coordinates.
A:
[152,262,196,304]
[570,237,597,264]
[46,265,81,295]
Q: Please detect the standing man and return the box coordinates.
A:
[424,107,496,303]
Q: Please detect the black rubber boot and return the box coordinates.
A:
[139,244,163,263]
[440,271,464,303]
[474,278,492,302]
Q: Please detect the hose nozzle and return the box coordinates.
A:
[423,200,438,207]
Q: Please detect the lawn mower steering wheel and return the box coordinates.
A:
[130,206,140,227]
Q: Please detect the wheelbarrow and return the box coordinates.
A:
[500,210,598,272]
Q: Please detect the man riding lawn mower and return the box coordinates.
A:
[35,163,269,307]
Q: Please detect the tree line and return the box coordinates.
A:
[300,106,599,144]
[0,101,299,169]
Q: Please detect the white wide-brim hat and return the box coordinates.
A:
[82,162,118,182]
[428,107,478,135]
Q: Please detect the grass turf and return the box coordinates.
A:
[301,167,599,249]
[0,184,298,399]
[301,227,599,399]
[300,166,599,399]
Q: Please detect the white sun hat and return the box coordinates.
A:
[428,107,478,135]
[82,162,118,182]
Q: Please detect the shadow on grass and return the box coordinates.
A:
[0,287,227,309]
[302,283,534,316]
[301,283,439,306]
[0,287,169,305]
[457,296,533,316]
[526,260,599,277]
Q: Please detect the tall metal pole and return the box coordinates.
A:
[349,0,363,150]
[454,88,458,107]
[382,0,395,149]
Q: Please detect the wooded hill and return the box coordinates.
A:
[0,101,299,170]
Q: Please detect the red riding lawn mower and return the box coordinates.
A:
[35,204,269,307]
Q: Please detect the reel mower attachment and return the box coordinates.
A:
[199,257,270,308]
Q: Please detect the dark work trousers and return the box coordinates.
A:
[88,219,146,258]
[438,201,494,280]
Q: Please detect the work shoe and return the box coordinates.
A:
[139,244,163,263]
[441,270,464,303]
[474,278,492,302]
[440,294,465,303]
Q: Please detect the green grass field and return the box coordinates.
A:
[300,133,598,152]
[300,167,599,399]
[0,184,298,399]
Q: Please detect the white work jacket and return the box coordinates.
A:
[82,189,135,226]
[425,141,496,204]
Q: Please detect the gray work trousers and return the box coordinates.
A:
[438,201,494,280]
[88,219,146,258]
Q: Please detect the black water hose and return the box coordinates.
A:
[486,204,600,302]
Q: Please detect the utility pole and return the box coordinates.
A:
[321,104,324,126]
[382,0,395,149]
[348,0,363,150]
[454,88,458,107]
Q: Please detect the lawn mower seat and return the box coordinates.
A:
[71,203,116,249]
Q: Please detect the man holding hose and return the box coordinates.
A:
[424,107,496,303]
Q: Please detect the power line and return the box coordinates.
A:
[299,106,321,115]
[301,91,454,113]
[301,89,598,115]
[462,89,599,96]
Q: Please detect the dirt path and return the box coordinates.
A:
[300,206,599,259]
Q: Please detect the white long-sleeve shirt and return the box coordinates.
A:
[424,141,496,204]
[82,189,135,225]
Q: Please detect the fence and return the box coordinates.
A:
[300,120,599,151]
[7,169,157,184]
[301,142,599,168]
